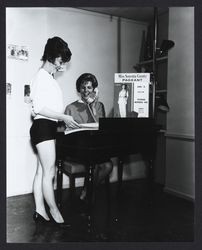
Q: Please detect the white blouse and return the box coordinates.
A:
[30,68,64,121]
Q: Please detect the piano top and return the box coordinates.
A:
[99,117,157,131]
[56,118,159,163]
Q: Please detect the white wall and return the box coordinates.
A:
[6,8,48,196]
[165,7,195,200]
[46,8,118,115]
[165,138,195,200]
[6,7,147,197]
[121,19,147,72]
[166,8,194,136]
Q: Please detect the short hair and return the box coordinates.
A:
[41,36,72,64]
[76,73,98,92]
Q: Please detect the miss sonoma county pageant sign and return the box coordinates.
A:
[114,73,150,117]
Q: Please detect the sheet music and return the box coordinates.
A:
[64,123,99,135]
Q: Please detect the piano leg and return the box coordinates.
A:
[56,159,63,209]
[147,158,154,204]
[86,164,95,234]
[117,158,124,193]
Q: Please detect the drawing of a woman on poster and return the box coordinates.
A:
[118,83,129,117]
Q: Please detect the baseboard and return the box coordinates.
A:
[164,186,195,202]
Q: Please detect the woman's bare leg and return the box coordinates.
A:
[33,159,50,220]
[97,161,113,184]
[36,139,64,223]
[80,162,112,200]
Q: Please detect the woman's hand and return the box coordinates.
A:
[90,101,97,116]
[63,115,81,129]
[86,88,99,104]
[31,110,37,117]
[31,106,37,118]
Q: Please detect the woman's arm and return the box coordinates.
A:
[91,102,105,121]
[37,106,80,129]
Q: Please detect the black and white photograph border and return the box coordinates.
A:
[1,0,202,249]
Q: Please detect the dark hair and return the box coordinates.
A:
[41,36,72,64]
[76,73,98,92]
[122,84,127,89]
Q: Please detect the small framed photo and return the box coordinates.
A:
[8,44,29,61]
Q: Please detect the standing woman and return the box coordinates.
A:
[30,37,80,225]
[118,83,129,117]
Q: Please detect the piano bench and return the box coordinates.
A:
[62,160,86,200]
[62,160,110,202]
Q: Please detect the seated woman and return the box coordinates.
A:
[63,73,113,200]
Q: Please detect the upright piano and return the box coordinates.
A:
[56,118,159,208]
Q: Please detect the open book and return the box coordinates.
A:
[64,122,99,135]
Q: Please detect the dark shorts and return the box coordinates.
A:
[30,119,58,146]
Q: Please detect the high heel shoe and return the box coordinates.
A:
[33,211,50,223]
[49,213,71,228]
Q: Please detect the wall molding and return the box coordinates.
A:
[164,186,195,202]
[165,132,195,141]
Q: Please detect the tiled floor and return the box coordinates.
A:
[7,179,194,242]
